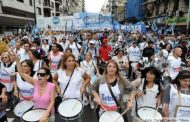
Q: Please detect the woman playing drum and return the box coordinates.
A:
[162,70,190,121]
[14,54,55,122]
[131,66,163,122]
[53,52,90,121]
[92,60,136,121]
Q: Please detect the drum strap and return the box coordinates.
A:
[105,79,122,112]
[61,69,75,97]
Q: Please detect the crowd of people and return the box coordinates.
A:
[0,29,190,122]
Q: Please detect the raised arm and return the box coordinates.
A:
[14,54,35,85]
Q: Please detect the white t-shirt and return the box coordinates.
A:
[68,42,81,60]
[112,56,128,70]
[0,62,16,92]
[167,55,182,80]
[80,60,96,76]
[42,44,49,56]
[18,50,30,62]
[59,41,69,52]
[49,51,63,76]
[16,73,36,100]
[33,60,43,72]
[128,46,141,62]
[57,68,85,99]
[99,82,120,111]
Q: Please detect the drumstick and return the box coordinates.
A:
[153,106,159,117]
[72,94,83,110]
[114,109,128,122]
[72,100,79,110]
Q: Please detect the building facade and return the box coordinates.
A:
[143,0,189,27]
[0,0,65,35]
[0,0,35,34]
[62,0,84,15]
[126,0,144,23]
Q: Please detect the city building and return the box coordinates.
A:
[35,0,64,17]
[62,0,84,15]
[116,0,127,24]
[126,0,144,23]
[142,0,190,28]
[0,0,65,35]
[0,0,35,34]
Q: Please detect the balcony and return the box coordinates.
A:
[56,8,62,13]
[55,0,62,5]
[43,2,52,10]
[142,0,156,5]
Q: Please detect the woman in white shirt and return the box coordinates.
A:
[28,49,45,72]
[53,53,90,121]
[131,66,163,122]
[162,70,190,121]
[14,59,36,100]
[112,49,129,78]
[80,52,100,109]
[42,39,49,57]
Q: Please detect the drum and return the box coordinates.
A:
[22,108,47,122]
[58,98,83,120]
[99,111,124,122]
[137,107,162,121]
[14,100,34,118]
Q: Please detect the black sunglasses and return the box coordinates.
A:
[37,73,46,77]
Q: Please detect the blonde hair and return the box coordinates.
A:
[1,52,12,61]
[0,39,8,55]
[104,60,125,84]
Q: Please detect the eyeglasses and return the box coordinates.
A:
[37,73,46,77]
[2,57,8,60]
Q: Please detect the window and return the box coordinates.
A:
[37,7,41,15]
[17,0,24,2]
[29,0,33,6]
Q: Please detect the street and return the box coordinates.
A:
[7,105,132,122]
[7,94,132,122]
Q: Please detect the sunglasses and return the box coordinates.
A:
[37,73,46,77]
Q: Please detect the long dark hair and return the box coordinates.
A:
[40,67,52,83]
[172,70,190,90]
[141,66,162,97]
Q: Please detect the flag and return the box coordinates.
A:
[164,23,176,35]
[151,21,158,32]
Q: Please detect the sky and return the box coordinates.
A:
[85,0,108,13]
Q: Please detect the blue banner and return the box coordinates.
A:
[73,12,113,30]
[126,21,146,33]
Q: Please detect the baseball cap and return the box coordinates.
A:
[89,40,95,45]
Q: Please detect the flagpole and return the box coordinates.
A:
[186,0,190,35]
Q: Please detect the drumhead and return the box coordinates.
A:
[99,111,124,122]
[58,99,83,118]
[14,100,34,118]
[22,108,46,122]
[137,107,162,121]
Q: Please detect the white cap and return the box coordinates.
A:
[89,40,95,44]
